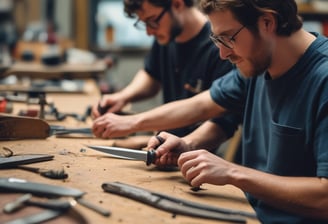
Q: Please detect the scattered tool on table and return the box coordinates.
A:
[0,178,111,217]
[0,147,68,179]
[0,154,54,168]
[102,181,257,223]
[97,103,111,115]
[0,114,93,140]
[97,102,135,116]
[16,165,68,179]
[2,193,88,224]
[3,193,71,213]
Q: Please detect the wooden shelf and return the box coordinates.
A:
[298,3,328,21]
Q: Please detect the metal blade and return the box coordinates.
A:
[0,178,85,198]
[0,154,54,168]
[86,145,148,163]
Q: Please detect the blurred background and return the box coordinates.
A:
[0,0,327,114]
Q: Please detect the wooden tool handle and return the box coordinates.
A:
[0,113,50,140]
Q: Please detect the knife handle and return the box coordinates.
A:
[146,150,157,166]
[98,103,111,115]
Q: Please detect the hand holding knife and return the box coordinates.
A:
[86,135,165,166]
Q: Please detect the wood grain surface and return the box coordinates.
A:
[0,80,259,224]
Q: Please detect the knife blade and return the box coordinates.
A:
[4,209,65,224]
[86,145,156,166]
[0,178,85,198]
[0,154,54,168]
[0,178,111,217]
[50,125,93,136]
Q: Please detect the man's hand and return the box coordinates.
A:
[147,132,190,167]
[178,149,233,187]
[91,93,128,119]
[92,113,137,138]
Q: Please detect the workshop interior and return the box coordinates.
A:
[0,0,327,223]
[0,0,161,119]
[0,0,327,121]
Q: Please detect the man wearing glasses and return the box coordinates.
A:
[146,0,328,223]
[92,0,239,150]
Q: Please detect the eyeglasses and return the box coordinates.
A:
[209,26,245,49]
[134,5,170,30]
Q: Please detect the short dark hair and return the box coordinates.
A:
[199,0,303,36]
[124,0,196,18]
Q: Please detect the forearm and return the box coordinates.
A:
[182,120,228,152]
[132,91,225,132]
[229,165,328,219]
[119,70,161,102]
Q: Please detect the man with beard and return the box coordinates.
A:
[145,0,328,223]
[92,0,239,150]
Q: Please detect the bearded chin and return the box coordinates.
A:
[241,54,271,78]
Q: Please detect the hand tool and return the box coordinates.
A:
[4,209,66,224]
[0,114,92,140]
[3,194,88,224]
[102,181,257,223]
[16,165,68,179]
[3,193,72,213]
[0,178,111,217]
[0,149,67,179]
[0,154,54,168]
[51,125,93,136]
[97,103,111,115]
[86,145,156,166]
[0,178,84,198]
[97,103,134,116]
[3,194,109,217]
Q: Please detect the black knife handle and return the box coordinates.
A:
[97,103,111,115]
[146,150,157,166]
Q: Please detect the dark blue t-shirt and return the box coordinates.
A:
[210,33,328,223]
[144,22,238,137]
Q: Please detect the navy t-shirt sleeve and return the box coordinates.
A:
[208,69,247,138]
[211,114,243,139]
[210,69,247,113]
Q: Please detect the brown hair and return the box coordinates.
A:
[124,0,196,18]
[199,0,303,36]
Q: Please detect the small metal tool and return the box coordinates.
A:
[17,166,68,179]
[0,178,111,217]
[102,181,257,223]
[3,193,72,214]
[3,193,32,213]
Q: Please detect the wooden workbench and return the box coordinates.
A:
[0,80,259,224]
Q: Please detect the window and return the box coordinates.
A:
[92,0,153,49]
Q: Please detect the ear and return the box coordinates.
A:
[258,12,276,33]
[171,0,184,11]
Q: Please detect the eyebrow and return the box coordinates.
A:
[212,28,237,37]
[144,15,157,21]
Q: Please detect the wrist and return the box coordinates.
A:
[181,137,195,152]
[130,114,145,133]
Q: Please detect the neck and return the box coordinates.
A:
[269,29,316,79]
[175,8,208,43]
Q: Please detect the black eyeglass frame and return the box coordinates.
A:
[133,4,170,30]
[209,26,245,49]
